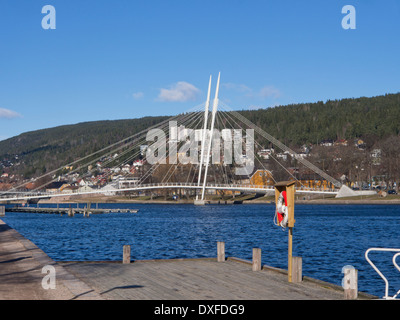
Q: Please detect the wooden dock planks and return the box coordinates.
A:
[0,220,103,300]
[62,258,353,300]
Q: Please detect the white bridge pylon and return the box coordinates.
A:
[0,73,347,203]
[199,72,220,203]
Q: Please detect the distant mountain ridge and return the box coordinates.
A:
[0,92,399,179]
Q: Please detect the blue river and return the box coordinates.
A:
[2,203,400,298]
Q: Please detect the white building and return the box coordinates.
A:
[117,177,140,189]
[101,184,118,196]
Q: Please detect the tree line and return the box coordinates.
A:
[239,92,400,147]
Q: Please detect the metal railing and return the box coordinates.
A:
[365,247,400,299]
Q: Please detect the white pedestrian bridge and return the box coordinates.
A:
[0,182,344,202]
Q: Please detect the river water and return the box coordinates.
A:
[2,203,400,298]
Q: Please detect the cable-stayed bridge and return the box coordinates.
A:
[1,73,370,204]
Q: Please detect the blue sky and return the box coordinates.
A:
[0,0,399,140]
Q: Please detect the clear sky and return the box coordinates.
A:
[0,0,399,140]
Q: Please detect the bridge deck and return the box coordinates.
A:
[0,183,338,202]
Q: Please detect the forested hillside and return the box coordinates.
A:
[240,93,400,146]
[0,92,399,180]
[0,116,168,178]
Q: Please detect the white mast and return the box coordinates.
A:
[201,72,220,201]
[196,75,212,200]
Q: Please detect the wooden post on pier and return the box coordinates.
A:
[0,206,5,217]
[68,207,74,217]
[274,181,297,283]
[252,248,262,271]
[123,245,131,264]
[217,241,225,262]
[82,203,91,217]
[291,256,302,283]
[86,203,91,217]
[343,266,358,299]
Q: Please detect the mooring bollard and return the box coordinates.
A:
[217,241,225,262]
[252,248,262,271]
[123,245,131,264]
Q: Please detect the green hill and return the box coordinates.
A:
[240,92,400,146]
[0,116,169,178]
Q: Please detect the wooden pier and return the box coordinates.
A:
[62,244,375,300]
[5,206,138,215]
[62,258,353,300]
[0,219,102,300]
[0,219,376,301]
